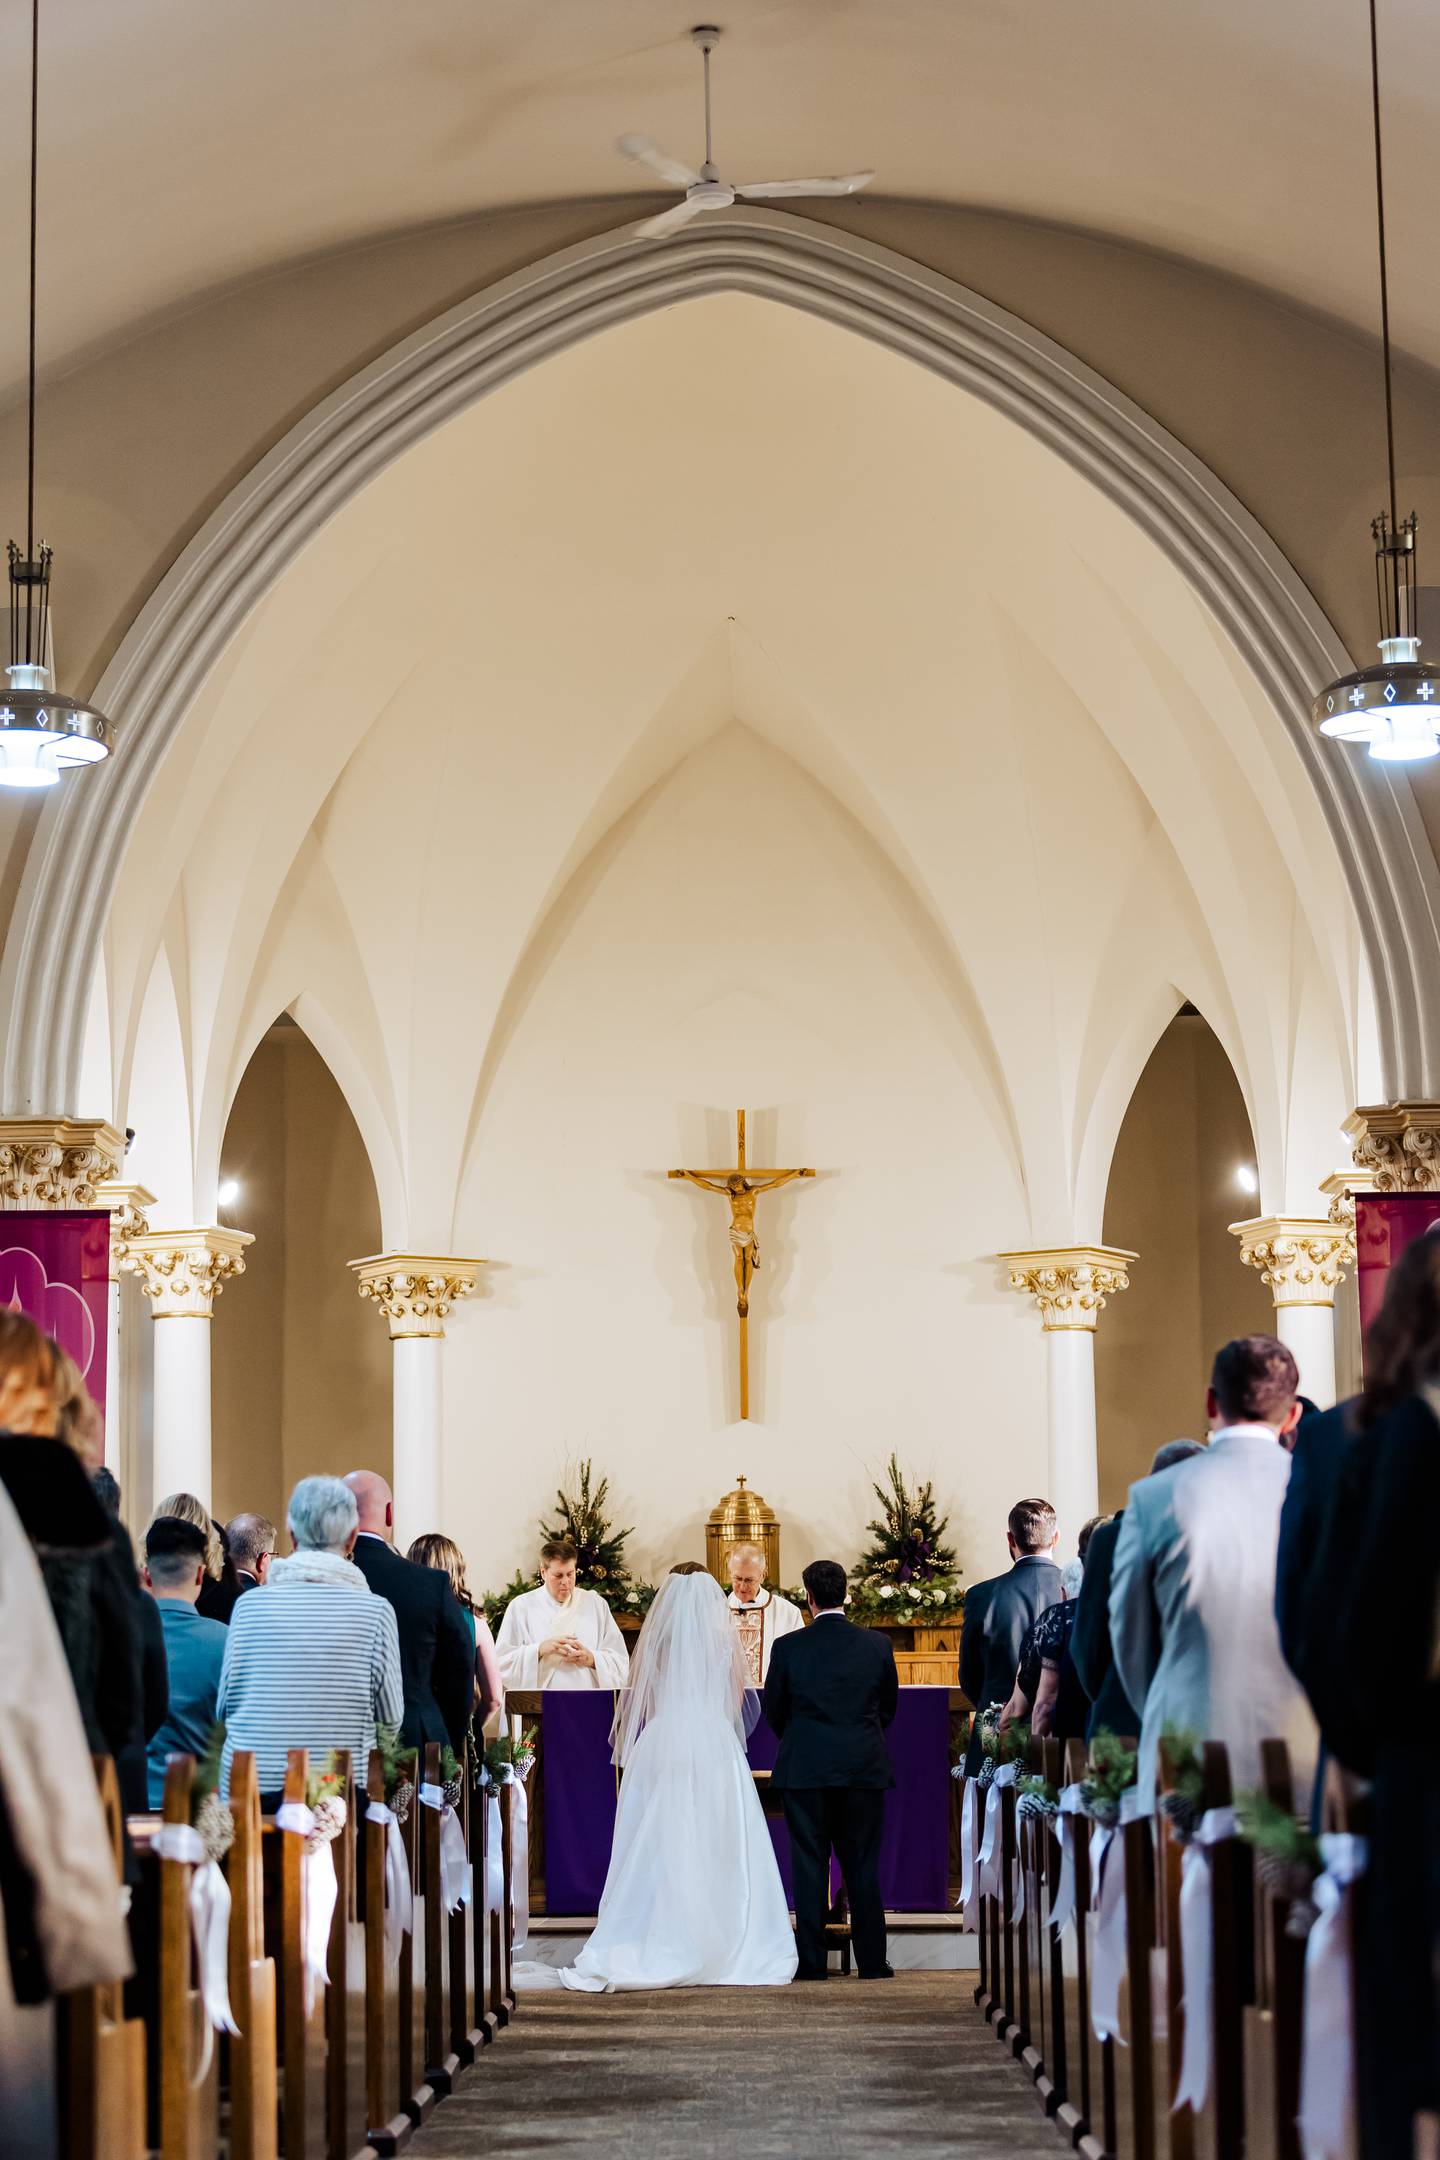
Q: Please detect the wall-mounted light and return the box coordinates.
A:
[217,1178,240,1209]
[1235,1165,1258,1195]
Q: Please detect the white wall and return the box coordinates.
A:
[445,723,1045,1593]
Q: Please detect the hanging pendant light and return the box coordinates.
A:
[0,0,111,791]
[1312,0,1439,763]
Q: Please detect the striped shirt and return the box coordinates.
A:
[216,1554,403,1793]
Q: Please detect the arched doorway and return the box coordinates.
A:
[211,1013,390,1532]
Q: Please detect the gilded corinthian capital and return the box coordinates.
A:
[349,1253,486,1339]
[1344,1102,1440,1192]
[1228,1216,1351,1308]
[0,1118,125,1209]
[124,1226,254,1318]
[997,1246,1138,1331]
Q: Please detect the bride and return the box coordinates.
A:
[559,1564,797,1991]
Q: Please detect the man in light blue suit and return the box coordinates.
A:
[144,1514,228,1806]
[1109,1336,1317,1813]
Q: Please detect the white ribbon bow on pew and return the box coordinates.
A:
[1048,1782,1089,1936]
[1089,1788,1144,2046]
[1172,1803,1238,2112]
[497,1764,530,1951]
[1297,1833,1367,2160]
[957,1779,978,1929]
[418,1783,472,1916]
[364,1800,413,1948]
[152,1822,240,2085]
[274,1803,339,2016]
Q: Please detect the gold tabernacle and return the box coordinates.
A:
[705,1474,781,1590]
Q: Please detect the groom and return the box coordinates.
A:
[762,1559,899,1981]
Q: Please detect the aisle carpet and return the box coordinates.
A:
[410,1973,1060,2159]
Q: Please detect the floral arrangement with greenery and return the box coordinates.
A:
[1236,1791,1324,1930]
[304,1751,348,1849]
[191,1722,235,1861]
[478,1725,539,1790]
[374,1721,418,1824]
[843,1455,964,1619]
[1079,1730,1139,1824]
[1157,1728,1206,1844]
[1018,1773,1060,1820]
[482,1461,659,1624]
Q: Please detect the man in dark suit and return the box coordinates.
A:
[763,1558,898,1982]
[1071,1442,1201,1739]
[225,1512,277,1595]
[958,1497,1062,1771]
[342,1470,474,1753]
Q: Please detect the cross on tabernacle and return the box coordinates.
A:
[669,1110,815,1420]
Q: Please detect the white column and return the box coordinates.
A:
[96,1180,154,1479]
[123,1225,253,1508]
[998,1245,1137,1547]
[349,1252,485,1546]
[1228,1216,1351,1410]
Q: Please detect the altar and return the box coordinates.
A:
[511,1688,963,1916]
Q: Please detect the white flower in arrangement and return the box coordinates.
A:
[878,1585,894,1600]
[907,1586,922,1601]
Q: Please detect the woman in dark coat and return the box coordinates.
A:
[1303,1232,1440,2160]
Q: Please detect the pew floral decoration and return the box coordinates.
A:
[950,1713,973,1779]
[478,1726,538,1790]
[303,1754,348,1849]
[1078,1731,1139,1824]
[974,1705,1029,1790]
[375,1722,418,1825]
[191,1723,235,1863]
[1157,1728,1206,1845]
[1236,1791,1325,1934]
[438,1745,464,1810]
[1017,1774,1060,1821]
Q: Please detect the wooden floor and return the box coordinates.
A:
[409,1972,1057,2159]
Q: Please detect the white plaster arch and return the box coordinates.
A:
[0,206,1426,1122]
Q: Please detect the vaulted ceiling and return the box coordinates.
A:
[3,0,1438,397]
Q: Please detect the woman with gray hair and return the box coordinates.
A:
[216,1475,403,1802]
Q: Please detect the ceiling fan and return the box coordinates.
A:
[618,25,874,240]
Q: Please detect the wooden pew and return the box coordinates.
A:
[273,1749,329,2160]
[225,1752,277,2160]
[321,1751,368,2160]
[500,1773,517,2019]
[1035,1739,1070,2123]
[399,1774,437,2126]
[1016,1735,1048,2084]
[448,1765,481,2067]
[1240,1741,1305,2160]
[470,1762,499,2049]
[1190,1744,1252,2160]
[1156,1743,1196,2160]
[54,1755,145,2160]
[157,1756,219,2160]
[1118,1802,1159,2160]
[361,1749,414,2156]
[419,1745,459,2101]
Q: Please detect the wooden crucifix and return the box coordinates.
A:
[669,1111,815,1419]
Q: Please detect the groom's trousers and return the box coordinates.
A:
[781,1787,887,1977]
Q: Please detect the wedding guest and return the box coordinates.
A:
[495,1537,631,1694]
[225,1511,277,1594]
[1109,1337,1315,1811]
[1071,1441,1203,1739]
[726,1541,804,1684]
[407,1531,504,1729]
[142,1516,227,1806]
[1005,1513,1105,1740]
[342,1470,473,1751]
[217,1475,402,1801]
[1293,1230,1440,2159]
[957,1498,1062,1771]
[147,1491,240,1622]
[91,1461,169,1815]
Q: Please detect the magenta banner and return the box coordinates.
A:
[1354,1193,1440,1349]
[0,1209,110,1420]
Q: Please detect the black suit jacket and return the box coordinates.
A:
[350,1534,474,1753]
[1070,1515,1138,1740]
[958,1555,1063,1770]
[762,1615,898,1790]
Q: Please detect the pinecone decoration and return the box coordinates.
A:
[195,1789,235,1864]
[309,1794,347,1848]
[1159,1789,1202,1846]
[1253,1849,1314,1906]
[1285,1894,1319,1940]
[442,1773,463,1809]
[391,1776,415,1825]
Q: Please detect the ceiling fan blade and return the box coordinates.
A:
[734,171,875,200]
[616,133,701,188]
[632,196,711,240]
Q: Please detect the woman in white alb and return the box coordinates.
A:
[559,1566,797,1992]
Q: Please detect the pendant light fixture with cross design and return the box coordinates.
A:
[0,0,112,790]
[1313,0,1440,762]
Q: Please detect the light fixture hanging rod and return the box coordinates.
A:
[1368,0,1399,537]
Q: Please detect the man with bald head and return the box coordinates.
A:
[342,1471,473,1754]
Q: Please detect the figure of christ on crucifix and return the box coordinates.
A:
[669,1111,815,1418]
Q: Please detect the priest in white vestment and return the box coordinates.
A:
[726,1543,805,1684]
[495,1540,631,1692]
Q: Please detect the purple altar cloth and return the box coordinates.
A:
[541,1686,951,1916]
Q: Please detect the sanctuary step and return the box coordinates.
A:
[520,1912,982,1973]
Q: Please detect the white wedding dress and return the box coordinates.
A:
[559,1570,797,1992]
